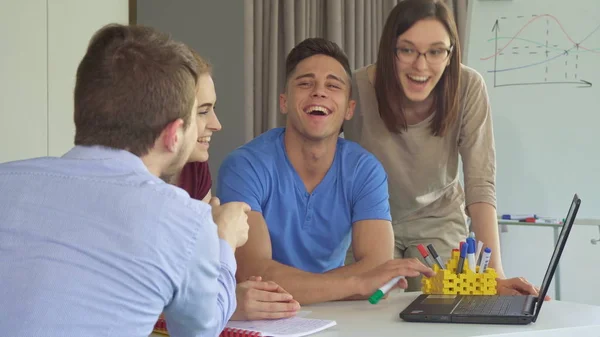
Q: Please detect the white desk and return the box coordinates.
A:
[150,292,600,337]
[301,292,600,337]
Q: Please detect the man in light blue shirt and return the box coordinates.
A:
[0,24,248,337]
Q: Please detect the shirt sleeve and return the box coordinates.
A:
[195,162,212,200]
[162,209,237,337]
[351,153,392,224]
[178,162,212,201]
[458,67,497,209]
[216,151,265,213]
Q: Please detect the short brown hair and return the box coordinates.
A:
[284,38,352,95]
[375,0,461,136]
[74,24,198,156]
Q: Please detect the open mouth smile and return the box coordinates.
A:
[303,105,332,116]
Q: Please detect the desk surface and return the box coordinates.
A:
[299,291,600,337]
[150,291,600,337]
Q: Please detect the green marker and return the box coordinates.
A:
[369,276,404,304]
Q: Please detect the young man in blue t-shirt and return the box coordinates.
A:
[217,38,434,305]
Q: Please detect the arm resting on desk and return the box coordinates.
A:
[324,219,396,300]
[164,237,237,337]
[235,213,397,305]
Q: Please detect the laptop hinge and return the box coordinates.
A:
[523,296,536,314]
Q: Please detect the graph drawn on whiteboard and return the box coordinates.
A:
[479,14,599,88]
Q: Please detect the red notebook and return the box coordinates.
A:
[153,315,168,335]
[153,315,336,337]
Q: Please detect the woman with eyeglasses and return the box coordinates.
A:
[344,0,547,298]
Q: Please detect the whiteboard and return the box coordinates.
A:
[464,0,600,219]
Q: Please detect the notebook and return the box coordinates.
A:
[153,315,336,337]
[399,193,581,325]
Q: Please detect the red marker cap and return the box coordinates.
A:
[417,244,429,257]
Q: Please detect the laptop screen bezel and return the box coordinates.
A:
[532,194,581,322]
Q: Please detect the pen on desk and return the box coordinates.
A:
[369,276,404,304]
[478,247,492,274]
[466,238,476,272]
[501,214,537,220]
[426,244,445,270]
[535,218,560,224]
[417,244,436,268]
[475,240,484,265]
[456,243,468,274]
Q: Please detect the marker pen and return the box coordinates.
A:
[478,247,492,274]
[456,242,468,274]
[426,244,445,270]
[369,276,404,304]
[466,238,476,272]
[534,218,560,224]
[475,240,484,265]
[501,214,537,220]
[417,244,436,268]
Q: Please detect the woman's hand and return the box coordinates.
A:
[230,276,301,321]
[497,277,551,301]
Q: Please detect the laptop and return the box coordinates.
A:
[400,193,581,325]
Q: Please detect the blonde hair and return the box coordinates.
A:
[189,48,212,76]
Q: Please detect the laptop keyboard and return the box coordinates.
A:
[453,296,526,316]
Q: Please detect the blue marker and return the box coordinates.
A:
[501,214,537,220]
[456,242,468,274]
[478,247,492,274]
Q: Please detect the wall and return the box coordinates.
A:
[0,0,129,162]
[464,0,600,306]
[1,1,48,162]
[137,0,247,188]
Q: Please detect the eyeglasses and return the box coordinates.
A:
[395,45,453,65]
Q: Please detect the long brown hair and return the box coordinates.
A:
[375,0,461,136]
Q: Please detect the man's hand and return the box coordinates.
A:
[497,277,551,301]
[356,258,435,297]
[210,197,251,250]
[230,276,301,321]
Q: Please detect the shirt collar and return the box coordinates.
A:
[62,145,152,175]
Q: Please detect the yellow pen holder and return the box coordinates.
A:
[421,250,497,295]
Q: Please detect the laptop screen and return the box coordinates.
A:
[533,194,581,321]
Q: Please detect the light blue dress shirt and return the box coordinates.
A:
[0,146,237,337]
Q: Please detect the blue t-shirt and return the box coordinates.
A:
[217,128,391,273]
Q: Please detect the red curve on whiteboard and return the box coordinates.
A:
[480,13,600,61]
